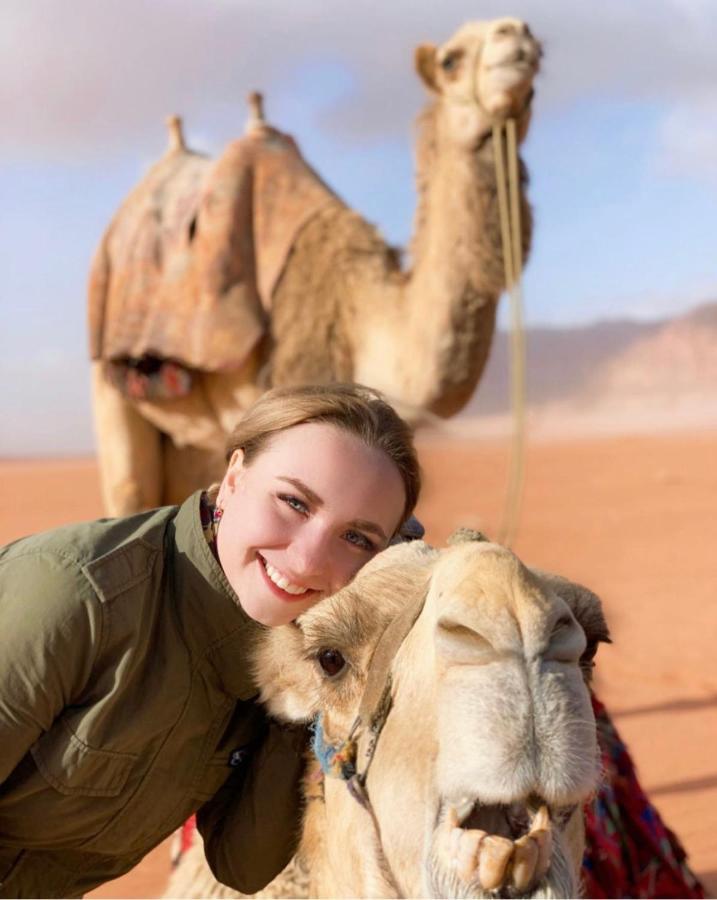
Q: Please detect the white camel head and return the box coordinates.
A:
[415,18,542,150]
[254,537,609,898]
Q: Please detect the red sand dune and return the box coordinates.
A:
[1,429,715,897]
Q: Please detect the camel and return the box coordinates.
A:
[89,17,542,515]
[167,534,609,898]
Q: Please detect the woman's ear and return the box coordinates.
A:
[218,449,245,504]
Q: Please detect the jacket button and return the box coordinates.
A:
[228,747,250,767]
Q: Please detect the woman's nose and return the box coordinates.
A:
[286,525,335,585]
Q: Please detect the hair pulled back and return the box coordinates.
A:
[225,383,421,525]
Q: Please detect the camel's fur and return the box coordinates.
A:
[167,538,609,899]
[90,17,542,515]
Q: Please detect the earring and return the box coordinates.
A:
[213,505,224,525]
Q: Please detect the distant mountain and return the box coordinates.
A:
[586,302,717,400]
[465,318,665,415]
[461,302,717,434]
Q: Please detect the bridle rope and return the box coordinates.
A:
[492,115,527,548]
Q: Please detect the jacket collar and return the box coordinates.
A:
[170,490,264,700]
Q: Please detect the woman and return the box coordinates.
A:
[0,383,420,898]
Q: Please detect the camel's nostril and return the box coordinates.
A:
[435,618,496,665]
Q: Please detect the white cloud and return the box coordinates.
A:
[654,94,717,183]
[2,0,716,159]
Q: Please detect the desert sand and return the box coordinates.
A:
[1,428,715,897]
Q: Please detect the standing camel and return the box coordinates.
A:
[89,18,542,514]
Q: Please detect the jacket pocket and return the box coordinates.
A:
[30,720,137,798]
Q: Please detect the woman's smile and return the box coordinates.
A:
[257,553,316,600]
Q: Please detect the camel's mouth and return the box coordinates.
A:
[486,56,540,78]
[432,796,574,895]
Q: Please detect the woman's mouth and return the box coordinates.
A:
[258,554,315,601]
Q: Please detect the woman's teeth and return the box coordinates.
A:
[263,559,309,595]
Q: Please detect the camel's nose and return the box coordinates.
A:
[435,615,500,667]
[541,610,586,665]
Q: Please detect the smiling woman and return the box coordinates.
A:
[212,384,416,626]
[0,383,420,898]
[216,421,407,625]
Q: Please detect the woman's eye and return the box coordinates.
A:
[317,648,346,678]
[344,530,375,552]
[279,494,309,515]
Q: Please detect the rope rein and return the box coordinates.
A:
[492,117,527,548]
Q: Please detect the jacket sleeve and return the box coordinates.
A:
[0,550,97,783]
[197,720,308,894]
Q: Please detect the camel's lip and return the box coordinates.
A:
[486,57,539,75]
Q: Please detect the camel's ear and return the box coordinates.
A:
[533,570,611,683]
[415,43,439,92]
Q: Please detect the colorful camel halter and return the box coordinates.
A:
[311,529,490,895]
[312,579,426,792]
[309,584,428,897]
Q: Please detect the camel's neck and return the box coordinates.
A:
[356,103,531,418]
[410,104,511,289]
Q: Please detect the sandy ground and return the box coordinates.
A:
[1,428,715,897]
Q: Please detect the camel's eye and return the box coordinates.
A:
[440,50,462,72]
[317,648,346,678]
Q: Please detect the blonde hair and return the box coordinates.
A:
[225,383,421,524]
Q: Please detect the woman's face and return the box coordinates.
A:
[216,422,407,626]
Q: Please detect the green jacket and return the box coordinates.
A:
[0,492,305,898]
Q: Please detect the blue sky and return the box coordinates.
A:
[2,0,716,454]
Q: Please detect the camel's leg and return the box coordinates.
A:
[161,440,227,507]
[91,362,163,515]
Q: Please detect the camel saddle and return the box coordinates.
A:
[88,127,338,372]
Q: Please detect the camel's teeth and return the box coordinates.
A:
[477,834,513,891]
[531,803,550,833]
[456,829,486,882]
[511,834,539,892]
[532,828,552,881]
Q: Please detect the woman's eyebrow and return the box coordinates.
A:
[348,519,388,542]
[278,477,323,507]
[278,477,388,541]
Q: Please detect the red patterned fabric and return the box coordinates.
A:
[582,695,705,898]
